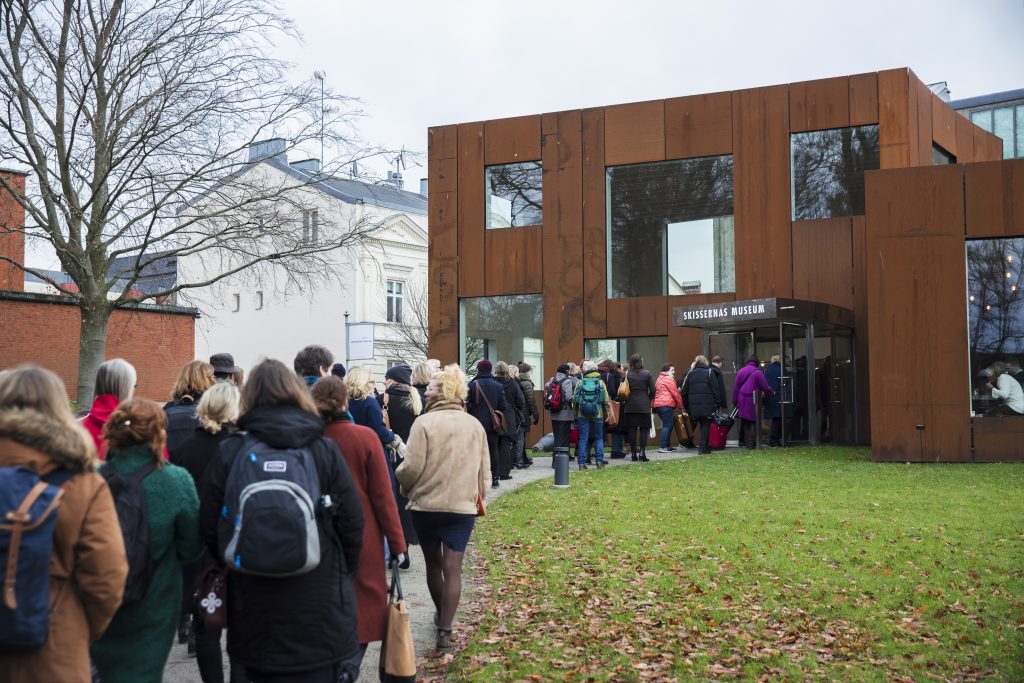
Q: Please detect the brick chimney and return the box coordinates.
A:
[0,169,27,292]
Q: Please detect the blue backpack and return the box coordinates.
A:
[0,466,78,651]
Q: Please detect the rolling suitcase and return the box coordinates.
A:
[709,422,729,450]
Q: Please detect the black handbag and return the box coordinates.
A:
[194,565,227,630]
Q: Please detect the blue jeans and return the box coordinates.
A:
[655,406,676,448]
[576,419,604,463]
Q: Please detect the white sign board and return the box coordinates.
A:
[347,322,375,361]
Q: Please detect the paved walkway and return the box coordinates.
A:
[164,447,707,682]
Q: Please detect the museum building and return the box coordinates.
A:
[427,67,1024,462]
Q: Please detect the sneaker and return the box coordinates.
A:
[658,447,672,453]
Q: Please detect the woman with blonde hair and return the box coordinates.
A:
[411,360,434,405]
[396,364,490,651]
[345,366,401,452]
[0,365,128,683]
[82,358,136,459]
[91,399,201,683]
[166,360,216,458]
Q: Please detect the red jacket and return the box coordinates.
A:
[82,394,120,460]
[652,372,683,410]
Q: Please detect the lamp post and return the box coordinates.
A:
[344,310,350,368]
[313,70,326,165]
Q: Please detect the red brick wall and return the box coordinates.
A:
[0,171,26,291]
[0,296,195,402]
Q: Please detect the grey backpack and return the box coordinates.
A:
[217,436,323,577]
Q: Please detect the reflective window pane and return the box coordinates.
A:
[460,294,543,380]
[1016,105,1024,158]
[485,162,542,228]
[932,143,956,165]
[993,107,1014,159]
[607,156,734,298]
[967,238,1024,417]
[971,110,993,133]
[584,337,668,371]
[791,125,880,220]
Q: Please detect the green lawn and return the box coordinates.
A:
[455,448,1024,682]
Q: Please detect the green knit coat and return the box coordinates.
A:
[90,446,201,683]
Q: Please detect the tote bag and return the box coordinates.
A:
[379,559,416,682]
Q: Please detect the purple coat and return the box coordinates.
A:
[732,362,773,421]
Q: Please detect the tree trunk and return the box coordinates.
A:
[77,300,113,404]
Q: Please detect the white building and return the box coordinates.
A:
[180,139,429,380]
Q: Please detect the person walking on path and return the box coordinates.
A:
[732,356,774,448]
[90,399,202,683]
[466,360,509,488]
[515,362,539,468]
[652,364,683,452]
[396,365,490,652]
[198,360,365,683]
[494,362,525,480]
[164,360,216,455]
[171,383,246,683]
[314,376,408,677]
[622,354,657,462]
[572,361,611,470]
[681,356,724,455]
[0,366,128,683]
[82,358,136,459]
[546,364,578,455]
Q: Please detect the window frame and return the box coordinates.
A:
[790,124,881,221]
[386,279,404,324]
[484,161,543,229]
[302,208,319,245]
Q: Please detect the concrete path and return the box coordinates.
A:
[164,447,707,682]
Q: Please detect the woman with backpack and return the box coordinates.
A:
[82,358,136,459]
[172,382,246,683]
[198,359,365,683]
[164,360,216,455]
[396,364,490,651]
[0,366,128,683]
[90,398,202,683]
[313,376,407,676]
[621,354,657,462]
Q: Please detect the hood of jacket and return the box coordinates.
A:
[238,405,325,449]
[0,407,98,471]
[87,393,120,424]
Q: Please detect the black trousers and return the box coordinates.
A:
[485,431,500,480]
[245,665,336,683]
[552,419,572,450]
[739,418,756,447]
[695,417,712,453]
[498,434,515,477]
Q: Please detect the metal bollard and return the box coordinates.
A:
[553,447,570,488]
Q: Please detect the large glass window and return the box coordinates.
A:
[607,156,734,298]
[967,238,1024,417]
[584,337,668,371]
[970,105,1024,159]
[460,295,543,380]
[791,124,881,220]
[485,162,542,228]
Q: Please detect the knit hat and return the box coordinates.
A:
[477,359,493,373]
[331,363,347,378]
[385,363,412,385]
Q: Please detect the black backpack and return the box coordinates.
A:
[101,461,158,606]
[217,436,324,577]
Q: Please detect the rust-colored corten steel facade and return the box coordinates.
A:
[428,68,1003,457]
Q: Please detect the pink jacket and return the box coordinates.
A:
[652,372,682,410]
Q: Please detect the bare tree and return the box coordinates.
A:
[0,0,390,400]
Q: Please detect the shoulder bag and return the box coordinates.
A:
[379,559,416,682]
[616,371,630,401]
[381,393,391,430]
[476,383,506,434]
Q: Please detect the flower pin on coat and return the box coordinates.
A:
[201,592,222,614]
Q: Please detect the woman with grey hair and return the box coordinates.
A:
[987,360,1024,415]
[82,358,136,459]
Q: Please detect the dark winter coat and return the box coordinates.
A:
[199,405,365,674]
[496,376,526,435]
[764,361,783,419]
[91,447,201,683]
[171,424,234,493]
[517,376,539,427]
[466,371,509,435]
[163,397,199,455]
[681,365,723,420]
[348,395,395,447]
[622,368,657,414]
[0,409,127,683]
[323,418,406,645]
[710,365,727,410]
[378,384,420,443]
[413,383,429,407]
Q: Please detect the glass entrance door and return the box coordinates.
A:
[707,331,754,441]
[830,331,856,444]
[780,322,812,445]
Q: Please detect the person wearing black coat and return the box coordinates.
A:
[199,360,364,683]
[622,355,657,462]
[514,363,538,468]
[763,355,783,446]
[466,360,510,488]
[164,360,217,454]
[681,355,725,455]
[377,364,422,547]
[494,362,525,480]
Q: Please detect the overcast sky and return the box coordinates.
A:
[275,0,1024,185]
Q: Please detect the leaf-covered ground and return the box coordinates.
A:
[448,447,1024,682]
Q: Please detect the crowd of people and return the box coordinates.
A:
[0,345,776,683]
[0,347,489,683]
